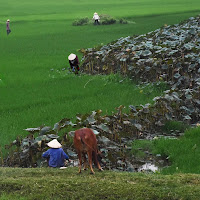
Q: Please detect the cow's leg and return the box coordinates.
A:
[82,153,87,170]
[94,151,103,171]
[97,162,103,171]
[88,151,95,174]
[77,151,82,173]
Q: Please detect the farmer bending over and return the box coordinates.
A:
[68,53,80,74]
[42,139,69,168]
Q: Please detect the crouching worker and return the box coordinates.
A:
[68,53,80,74]
[42,139,69,168]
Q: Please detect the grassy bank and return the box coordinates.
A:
[0,167,200,200]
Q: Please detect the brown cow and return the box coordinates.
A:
[73,128,103,174]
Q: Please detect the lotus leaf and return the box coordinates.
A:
[68,131,75,137]
[133,123,142,131]
[184,43,195,50]
[24,127,40,133]
[91,129,100,135]
[145,66,151,71]
[39,126,52,135]
[173,73,181,79]
[183,115,192,120]
[96,124,110,133]
[185,93,192,100]
[35,135,49,142]
[129,105,137,113]
[155,121,164,126]
[87,115,97,125]
[47,134,59,139]
[66,150,77,158]
[123,121,131,125]
[193,99,200,105]
[53,123,60,132]
[98,136,111,145]
[21,141,30,148]
[161,64,168,70]
[128,65,134,71]
[165,113,173,120]
[140,50,152,57]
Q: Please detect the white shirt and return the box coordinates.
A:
[93,14,100,20]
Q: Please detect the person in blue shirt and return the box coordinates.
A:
[42,139,69,168]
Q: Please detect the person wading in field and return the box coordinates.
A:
[68,53,80,74]
[42,139,70,168]
[6,19,11,35]
[93,12,100,25]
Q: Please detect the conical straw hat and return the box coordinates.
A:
[47,139,62,148]
[68,53,76,61]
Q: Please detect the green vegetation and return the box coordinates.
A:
[162,120,190,134]
[72,17,89,26]
[3,0,198,148]
[153,127,200,174]
[132,139,154,159]
[0,72,164,151]
[1,167,200,200]
[132,127,200,174]
[0,0,199,158]
[100,15,116,25]
[0,0,200,198]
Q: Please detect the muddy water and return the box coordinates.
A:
[67,157,165,173]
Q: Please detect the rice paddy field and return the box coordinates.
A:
[0,0,200,149]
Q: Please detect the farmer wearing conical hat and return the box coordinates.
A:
[93,12,100,25]
[6,19,11,35]
[42,139,69,168]
[68,53,80,74]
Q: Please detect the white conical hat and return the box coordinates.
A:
[47,139,62,148]
[7,19,10,22]
[68,53,76,61]
[94,12,97,15]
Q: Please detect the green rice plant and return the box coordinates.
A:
[102,73,131,84]
[132,139,153,159]
[131,126,200,174]
[153,127,200,174]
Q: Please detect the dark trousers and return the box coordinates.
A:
[94,20,100,25]
[7,29,11,35]
[71,65,80,74]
